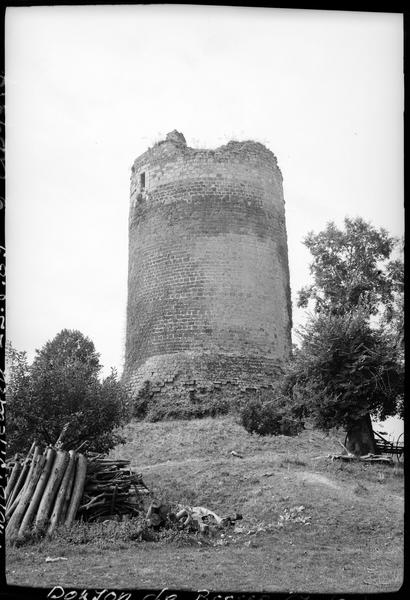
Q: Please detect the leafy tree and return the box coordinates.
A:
[380,251,404,420]
[6,330,129,456]
[291,218,404,454]
[285,311,403,454]
[298,217,402,321]
[381,249,404,345]
[5,342,33,455]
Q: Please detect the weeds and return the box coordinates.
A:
[377,471,386,484]
[13,518,151,549]
[277,506,311,527]
[353,482,368,495]
[13,516,216,550]
[392,464,404,478]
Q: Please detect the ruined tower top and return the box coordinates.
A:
[130,132,282,197]
[165,130,187,146]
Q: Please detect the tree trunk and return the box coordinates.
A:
[345,413,376,456]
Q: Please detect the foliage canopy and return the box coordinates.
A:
[6,329,129,456]
[287,217,404,441]
[285,310,404,431]
[297,217,402,321]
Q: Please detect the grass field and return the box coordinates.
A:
[6,416,404,593]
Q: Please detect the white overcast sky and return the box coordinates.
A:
[5,6,404,378]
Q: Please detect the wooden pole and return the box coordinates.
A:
[60,453,77,523]
[6,454,45,542]
[6,488,24,520]
[65,454,87,527]
[17,444,40,498]
[6,444,38,509]
[5,459,22,502]
[34,450,69,533]
[17,447,56,540]
[47,450,77,535]
[55,422,71,450]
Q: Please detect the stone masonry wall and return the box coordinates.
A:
[123,131,292,407]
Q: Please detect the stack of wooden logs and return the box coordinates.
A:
[77,454,149,522]
[5,444,149,543]
[6,443,87,543]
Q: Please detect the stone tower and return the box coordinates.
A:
[124,131,292,409]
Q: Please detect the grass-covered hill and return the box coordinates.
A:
[7,416,404,593]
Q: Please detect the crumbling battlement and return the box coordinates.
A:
[131,129,280,172]
[124,131,292,408]
[130,131,283,214]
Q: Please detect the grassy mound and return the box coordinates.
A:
[7,416,404,593]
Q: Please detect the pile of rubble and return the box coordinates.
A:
[145,500,242,535]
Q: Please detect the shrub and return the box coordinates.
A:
[133,380,153,419]
[133,382,232,422]
[284,310,404,455]
[241,390,303,436]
